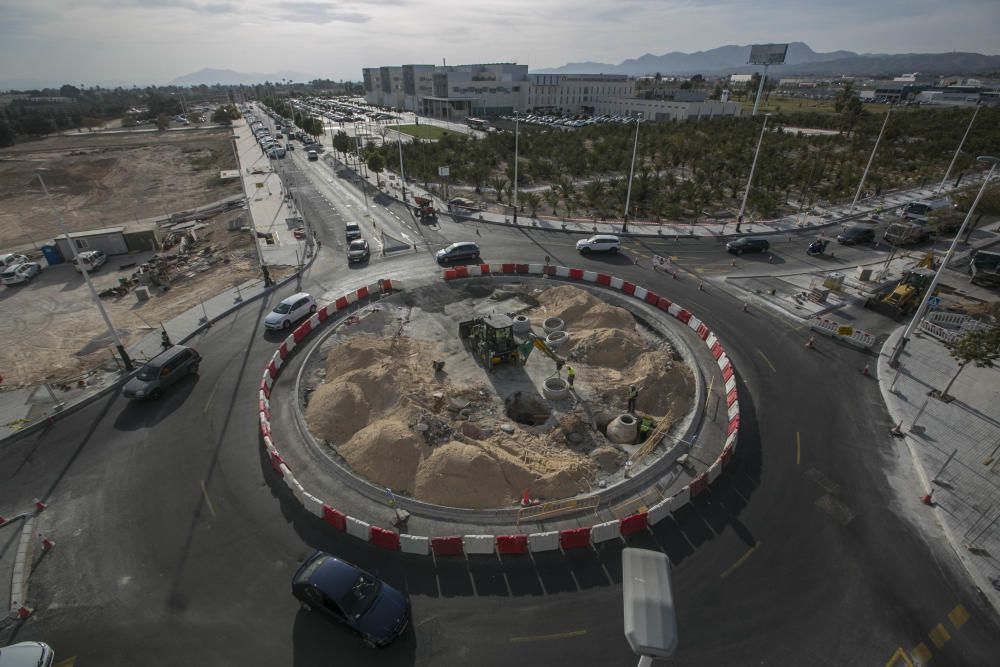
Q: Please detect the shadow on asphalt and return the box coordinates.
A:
[258,374,764,603]
[112,375,199,431]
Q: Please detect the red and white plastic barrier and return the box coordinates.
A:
[257,268,740,557]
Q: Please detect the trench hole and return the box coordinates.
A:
[505,391,552,426]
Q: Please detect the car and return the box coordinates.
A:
[347,239,371,263]
[576,234,621,254]
[726,237,770,255]
[292,551,410,648]
[72,249,107,273]
[0,253,29,271]
[1,262,42,285]
[345,222,362,241]
[264,292,317,330]
[435,241,480,264]
[836,225,876,245]
[0,641,55,667]
[122,345,201,400]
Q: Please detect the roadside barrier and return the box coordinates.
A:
[257,267,741,558]
[810,315,876,349]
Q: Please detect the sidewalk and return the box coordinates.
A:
[877,326,1000,612]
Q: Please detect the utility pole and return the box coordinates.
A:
[849,109,891,215]
[737,114,770,232]
[751,64,769,117]
[938,105,980,194]
[623,116,640,234]
[513,111,520,224]
[396,118,407,202]
[36,170,133,371]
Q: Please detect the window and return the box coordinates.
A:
[75,239,89,249]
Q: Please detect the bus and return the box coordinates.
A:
[465,117,490,131]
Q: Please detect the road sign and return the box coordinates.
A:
[837,325,855,337]
[438,166,450,177]
[928,296,942,309]
[749,43,789,65]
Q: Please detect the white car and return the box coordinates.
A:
[576,234,621,254]
[0,641,55,667]
[73,249,107,273]
[264,292,317,330]
[1,262,42,285]
[0,253,29,271]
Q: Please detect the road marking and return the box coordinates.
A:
[948,604,970,630]
[928,623,950,649]
[884,647,914,667]
[200,480,217,519]
[796,432,801,465]
[509,629,587,643]
[720,542,760,579]
[756,350,776,373]
[911,642,932,662]
[54,659,77,667]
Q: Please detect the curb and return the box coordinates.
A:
[258,264,741,559]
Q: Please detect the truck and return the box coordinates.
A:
[969,249,1000,288]
[883,221,932,246]
[900,196,953,224]
[413,196,437,221]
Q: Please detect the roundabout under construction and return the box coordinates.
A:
[260,264,740,555]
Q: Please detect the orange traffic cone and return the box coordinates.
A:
[34,498,47,512]
[15,604,33,619]
[40,533,55,552]
[862,364,870,377]
[805,336,815,349]
[521,489,531,507]
[920,490,934,506]
[741,303,749,313]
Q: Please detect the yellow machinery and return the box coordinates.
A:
[880,268,936,315]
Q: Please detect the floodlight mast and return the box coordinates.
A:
[748,43,788,117]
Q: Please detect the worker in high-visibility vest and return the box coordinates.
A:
[627,385,638,413]
[566,365,576,388]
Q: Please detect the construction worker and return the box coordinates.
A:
[160,330,172,350]
[627,385,638,413]
[566,365,575,388]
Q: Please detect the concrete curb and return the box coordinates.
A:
[258,265,741,558]
[5,514,37,622]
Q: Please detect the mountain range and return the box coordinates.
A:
[534,42,1000,77]
[170,68,313,86]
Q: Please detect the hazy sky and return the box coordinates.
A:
[1,0,998,85]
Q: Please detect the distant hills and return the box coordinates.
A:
[170,68,313,86]
[534,42,1000,77]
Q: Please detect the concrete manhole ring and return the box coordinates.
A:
[542,317,565,333]
[545,330,570,348]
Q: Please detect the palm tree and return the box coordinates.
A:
[556,175,576,217]
[582,178,606,217]
[521,191,541,217]
[491,175,509,203]
[544,186,561,215]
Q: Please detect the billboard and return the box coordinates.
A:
[748,43,789,65]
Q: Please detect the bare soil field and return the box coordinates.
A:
[0,128,240,249]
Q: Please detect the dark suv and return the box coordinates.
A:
[122,345,201,400]
[726,237,770,255]
[435,242,481,264]
[836,225,876,245]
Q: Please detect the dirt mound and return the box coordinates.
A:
[534,285,634,330]
[414,442,525,508]
[593,347,694,420]
[570,327,648,366]
[338,421,425,493]
[590,446,626,472]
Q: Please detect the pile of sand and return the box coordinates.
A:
[303,283,695,509]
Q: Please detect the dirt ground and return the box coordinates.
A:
[0,128,240,249]
[303,284,694,509]
[0,209,269,386]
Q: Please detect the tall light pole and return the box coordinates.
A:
[751,64,769,117]
[737,113,770,233]
[889,155,998,368]
[622,116,640,234]
[938,105,980,193]
[395,118,407,202]
[35,169,133,371]
[849,109,891,215]
[513,111,520,224]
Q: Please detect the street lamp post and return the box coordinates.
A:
[848,109,891,215]
[396,118,407,202]
[737,113,770,233]
[35,169,134,372]
[938,105,980,193]
[513,111,520,225]
[889,155,999,367]
[622,116,640,234]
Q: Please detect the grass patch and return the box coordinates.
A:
[739,96,892,115]
[395,124,452,140]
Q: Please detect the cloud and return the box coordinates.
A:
[105,0,238,13]
[276,2,370,23]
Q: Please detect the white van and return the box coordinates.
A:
[73,250,107,273]
[901,197,952,224]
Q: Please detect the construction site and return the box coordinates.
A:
[300,281,699,510]
[0,128,282,386]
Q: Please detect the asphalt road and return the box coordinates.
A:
[2,183,999,665]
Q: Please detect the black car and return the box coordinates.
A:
[292,552,410,647]
[435,241,481,264]
[836,225,876,245]
[726,237,770,255]
[347,239,371,263]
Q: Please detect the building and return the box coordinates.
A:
[594,96,742,121]
[527,74,633,114]
[53,223,162,260]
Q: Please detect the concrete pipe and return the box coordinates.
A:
[542,317,565,334]
[606,414,638,444]
[512,314,531,334]
[542,377,570,401]
[545,330,569,349]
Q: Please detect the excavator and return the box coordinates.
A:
[868,254,938,319]
[458,314,565,372]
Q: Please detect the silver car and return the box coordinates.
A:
[264,292,317,330]
[0,642,55,667]
[122,345,201,400]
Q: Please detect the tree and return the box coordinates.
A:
[0,117,14,147]
[543,186,561,215]
[938,327,1000,399]
[367,152,385,186]
[833,82,865,136]
[212,105,240,124]
[951,185,1000,242]
[521,191,541,217]
[333,130,353,155]
[155,114,170,131]
[491,175,509,203]
[60,84,81,98]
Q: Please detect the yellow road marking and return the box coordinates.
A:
[948,604,970,630]
[928,623,950,648]
[911,642,932,662]
[884,647,914,667]
[201,480,217,519]
[796,432,801,465]
[756,350,776,373]
[720,542,760,579]
[510,629,587,643]
[54,659,77,667]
